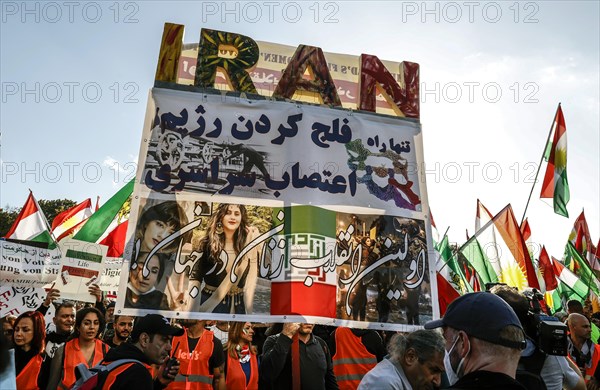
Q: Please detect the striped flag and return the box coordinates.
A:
[540,104,569,217]
[3,191,56,249]
[51,199,93,241]
[564,242,600,295]
[460,204,540,291]
[73,179,134,255]
[566,211,598,270]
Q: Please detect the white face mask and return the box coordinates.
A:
[443,334,470,385]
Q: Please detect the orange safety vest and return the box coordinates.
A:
[585,344,600,383]
[16,354,43,390]
[58,338,108,389]
[225,352,259,390]
[332,327,378,390]
[166,328,214,390]
[101,361,153,390]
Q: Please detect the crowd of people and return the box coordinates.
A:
[4,282,600,389]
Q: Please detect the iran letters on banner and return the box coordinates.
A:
[117,87,433,331]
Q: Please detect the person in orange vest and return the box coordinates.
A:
[99,314,183,389]
[329,327,385,390]
[166,319,226,390]
[568,313,600,386]
[46,307,109,390]
[224,322,258,389]
[13,311,51,390]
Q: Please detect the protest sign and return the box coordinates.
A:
[0,239,61,288]
[54,238,107,303]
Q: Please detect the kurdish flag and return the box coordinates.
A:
[460,204,539,291]
[51,198,93,241]
[4,191,56,249]
[73,179,134,256]
[540,104,569,217]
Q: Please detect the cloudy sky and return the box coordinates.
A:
[1,1,598,258]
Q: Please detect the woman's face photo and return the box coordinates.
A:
[13,318,33,349]
[130,255,161,293]
[79,312,100,342]
[241,322,254,343]
[222,205,242,233]
[143,220,175,251]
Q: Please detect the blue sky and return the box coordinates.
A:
[1,1,598,258]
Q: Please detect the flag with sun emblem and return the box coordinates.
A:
[459,204,540,291]
[540,104,569,217]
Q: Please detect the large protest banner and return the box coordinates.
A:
[116,85,435,331]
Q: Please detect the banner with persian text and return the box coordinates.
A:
[116,88,435,331]
[0,239,61,288]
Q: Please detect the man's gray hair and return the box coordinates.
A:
[388,329,445,363]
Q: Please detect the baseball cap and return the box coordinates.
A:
[131,314,184,340]
[424,292,526,350]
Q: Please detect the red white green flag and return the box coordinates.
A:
[540,104,569,217]
[566,211,598,270]
[51,198,93,241]
[3,191,56,249]
[73,179,134,256]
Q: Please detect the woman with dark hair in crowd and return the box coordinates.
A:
[188,203,260,314]
[13,311,50,389]
[46,307,108,390]
[125,251,169,310]
[224,322,259,389]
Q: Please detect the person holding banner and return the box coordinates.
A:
[125,252,170,311]
[13,311,51,390]
[188,204,260,314]
[46,307,109,390]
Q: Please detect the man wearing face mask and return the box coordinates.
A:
[424,292,528,389]
[358,330,445,390]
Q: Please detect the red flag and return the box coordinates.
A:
[462,262,481,292]
[520,218,532,242]
[436,272,461,316]
[98,220,128,258]
[538,246,558,291]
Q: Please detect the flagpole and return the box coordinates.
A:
[520,103,561,226]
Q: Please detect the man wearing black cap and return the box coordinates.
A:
[424,292,528,389]
[100,314,184,389]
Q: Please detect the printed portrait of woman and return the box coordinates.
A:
[133,200,190,310]
[188,203,261,314]
[135,201,188,253]
[125,251,170,310]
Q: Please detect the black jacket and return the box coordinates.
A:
[101,342,165,390]
[259,333,338,390]
[447,370,528,390]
